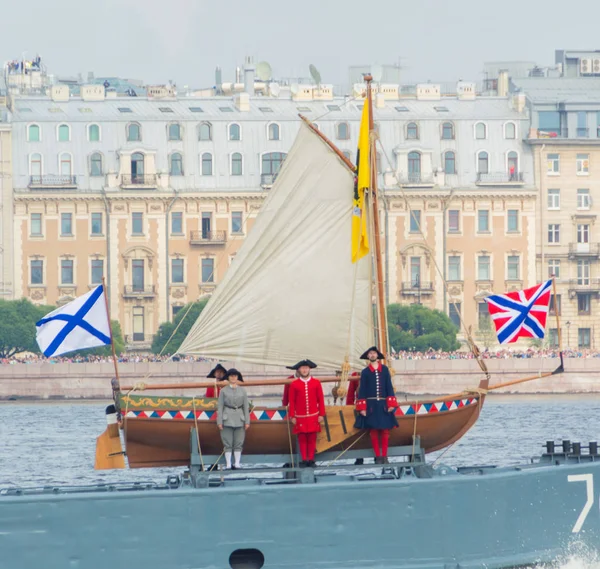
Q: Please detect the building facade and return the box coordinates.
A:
[0,110,14,299]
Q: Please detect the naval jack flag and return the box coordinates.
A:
[36,285,112,357]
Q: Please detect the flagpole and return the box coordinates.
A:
[102,277,121,399]
[551,276,564,371]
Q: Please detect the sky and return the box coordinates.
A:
[2,0,600,90]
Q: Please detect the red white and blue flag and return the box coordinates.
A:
[484,280,553,344]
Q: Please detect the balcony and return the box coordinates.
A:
[530,128,569,139]
[199,283,217,296]
[504,279,523,291]
[28,175,77,189]
[567,278,600,296]
[189,230,227,245]
[400,281,434,295]
[568,243,600,259]
[261,173,279,188]
[476,172,525,186]
[123,285,156,298]
[120,174,158,189]
[397,173,435,188]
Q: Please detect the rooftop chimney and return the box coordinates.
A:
[244,56,255,96]
[215,66,222,94]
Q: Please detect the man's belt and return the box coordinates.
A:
[295,411,318,418]
[225,404,242,410]
[367,397,385,401]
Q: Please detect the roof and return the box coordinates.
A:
[511,77,600,103]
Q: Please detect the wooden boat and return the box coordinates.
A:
[96,76,560,470]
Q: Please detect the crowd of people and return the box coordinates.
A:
[6,55,42,74]
[0,353,206,364]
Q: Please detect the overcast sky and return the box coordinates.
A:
[2,0,599,89]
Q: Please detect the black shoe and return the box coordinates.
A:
[374,457,384,465]
[308,460,316,468]
[354,458,364,465]
[231,465,237,470]
[299,460,307,468]
[382,457,389,464]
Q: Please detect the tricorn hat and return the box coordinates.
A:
[207,363,227,378]
[360,346,385,360]
[286,359,317,370]
[225,368,244,382]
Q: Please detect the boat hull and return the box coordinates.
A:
[2,459,599,569]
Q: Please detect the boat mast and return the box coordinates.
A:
[365,74,389,356]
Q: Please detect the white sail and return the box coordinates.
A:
[177,122,373,370]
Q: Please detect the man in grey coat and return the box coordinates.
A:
[217,368,250,469]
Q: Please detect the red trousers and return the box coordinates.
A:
[297,433,318,461]
[369,429,390,457]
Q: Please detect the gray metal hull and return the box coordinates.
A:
[2,460,600,569]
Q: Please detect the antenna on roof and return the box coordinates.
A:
[256,61,272,82]
[372,64,383,84]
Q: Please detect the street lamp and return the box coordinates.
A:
[565,321,571,349]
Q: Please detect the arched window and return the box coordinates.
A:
[268,123,280,141]
[28,124,40,142]
[507,151,519,178]
[199,122,212,141]
[57,124,70,142]
[231,152,243,176]
[477,151,489,174]
[336,122,350,140]
[90,152,103,176]
[59,153,72,176]
[408,151,421,181]
[407,122,419,140]
[169,152,183,176]
[88,124,100,142]
[444,151,456,174]
[131,152,144,182]
[442,122,454,140]
[504,122,516,139]
[229,123,241,141]
[168,123,181,141]
[475,122,487,139]
[127,123,141,142]
[201,153,213,176]
[30,153,42,178]
[261,152,287,183]
[342,150,353,161]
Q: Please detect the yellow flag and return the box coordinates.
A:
[351,101,370,263]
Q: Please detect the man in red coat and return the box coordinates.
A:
[287,359,325,468]
[345,371,360,405]
[205,364,227,398]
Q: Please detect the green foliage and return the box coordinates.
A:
[152,300,208,355]
[0,299,50,357]
[387,303,460,352]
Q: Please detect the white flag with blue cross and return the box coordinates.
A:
[36,285,112,357]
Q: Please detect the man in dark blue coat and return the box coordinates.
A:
[354,346,398,464]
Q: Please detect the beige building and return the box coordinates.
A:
[0,112,13,299]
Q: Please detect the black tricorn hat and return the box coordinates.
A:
[360,346,385,360]
[207,364,227,378]
[226,368,244,382]
[286,359,317,370]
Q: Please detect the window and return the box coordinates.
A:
[478,210,489,232]
[577,224,590,244]
[91,260,104,285]
[478,301,490,330]
[168,123,181,141]
[504,122,516,139]
[61,260,74,284]
[478,255,490,281]
[578,259,590,285]
[577,112,588,137]
[577,153,589,175]
[58,124,70,142]
[30,153,42,177]
[577,189,590,210]
[539,111,561,136]
[547,153,560,174]
[169,152,183,176]
[88,124,100,142]
[448,210,460,232]
[475,122,486,139]
[507,210,519,232]
[172,305,183,319]
[127,123,141,141]
[449,303,461,329]
[132,212,143,235]
[219,106,233,113]
[199,123,212,141]
[336,122,350,140]
[171,212,183,234]
[118,107,133,113]
[232,212,243,234]
[578,294,592,315]
[507,255,520,280]
[159,107,174,113]
[409,210,421,233]
[395,106,409,112]
[477,151,489,174]
[202,258,214,283]
[448,256,461,281]
[444,151,456,174]
[408,151,421,180]
[507,151,518,177]
[30,259,43,285]
[342,150,352,161]
[132,260,145,291]
[268,123,280,141]
[231,152,243,176]
[550,294,561,316]
[31,213,42,236]
[91,212,103,235]
[90,152,103,176]
[410,257,421,287]
[132,306,144,342]
[61,213,72,236]
[547,189,560,210]
[441,122,454,140]
[28,124,40,142]
[406,122,419,139]
[229,123,241,141]
[548,328,559,348]
[171,258,184,283]
[201,153,213,176]
[201,212,212,237]
[548,224,560,243]
[261,152,287,178]
[548,259,561,279]
[131,152,144,181]
[578,328,591,348]
[60,153,72,176]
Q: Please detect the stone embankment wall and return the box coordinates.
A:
[0,358,597,400]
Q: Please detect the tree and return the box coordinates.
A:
[387,303,460,352]
[152,300,208,355]
[0,299,49,357]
